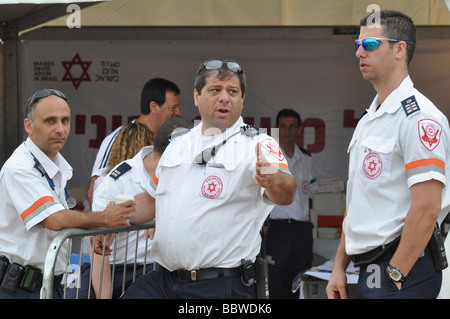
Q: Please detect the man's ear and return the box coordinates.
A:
[24,118,33,135]
[149,101,159,113]
[395,41,408,60]
[193,88,200,108]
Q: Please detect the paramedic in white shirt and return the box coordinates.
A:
[69,117,191,299]
[87,78,181,206]
[0,89,134,299]
[266,108,315,299]
[326,10,450,299]
[120,59,297,299]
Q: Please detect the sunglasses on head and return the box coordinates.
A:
[203,59,243,74]
[27,88,67,106]
[25,89,67,118]
[355,37,414,51]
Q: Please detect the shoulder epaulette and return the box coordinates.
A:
[401,95,420,117]
[299,146,311,157]
[168,127,192,141]
[109,162,132,180]
[359,110,368,120]
[240,125,259,137]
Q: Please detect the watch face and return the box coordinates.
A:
[390,269,401,281]
[387,266,404,282]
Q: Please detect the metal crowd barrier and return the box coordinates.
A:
[40,221,155,299]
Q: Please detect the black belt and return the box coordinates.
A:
[351,237,400,267]
[271,219,304,224]
[177,267,240,282]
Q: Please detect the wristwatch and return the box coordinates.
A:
[386,264,405,282]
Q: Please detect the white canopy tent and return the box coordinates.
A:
[0,0,105,165]
[2,0,450,186]
[3,0,450,300]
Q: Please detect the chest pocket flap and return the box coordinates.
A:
[358,136,396,184]
[361,136,396,154]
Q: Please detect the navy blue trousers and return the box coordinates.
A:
[121,265,256,299]
[65,262,153,299]
[265,220,313,299]
[357,249,442,299]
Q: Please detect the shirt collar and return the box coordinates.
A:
[367,75,414,118]
[194,116,244,138]
[24,137,73,180]
[130,145,153,183]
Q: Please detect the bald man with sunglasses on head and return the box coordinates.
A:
[121,59,296,299]
[326,10,450,299]
[0,89,134,299]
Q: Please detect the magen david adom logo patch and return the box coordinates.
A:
[418,119,442,151]
[362,152,383,179]
[260,138,285,162]
[201,175,223,199]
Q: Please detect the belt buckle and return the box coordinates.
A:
[190,270,197,281]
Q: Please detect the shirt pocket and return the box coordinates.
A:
[197,165,232,200]
[155,157,185,198]
[358,136,396,184]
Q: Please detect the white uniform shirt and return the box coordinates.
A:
[91,125,123,178]
[92,146,154,264]
[344,76,450,255]
[270,145,314,221]
[149,117,290,271]
[0,138,72,274]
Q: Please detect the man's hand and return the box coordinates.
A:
[146,228,155,239]
[255,142,296,205]
[102,200,135,227]
[326,230,350,299]
[255,142,280,188]
[93,234,115,255]
[326,270,348,299]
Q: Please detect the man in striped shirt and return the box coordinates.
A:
[87,78,181,206]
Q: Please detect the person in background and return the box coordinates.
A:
[265,108,315,299]
[88,78,181,207]
[106,122,154,174]
[68,117,192,299]
[67,120,153,299]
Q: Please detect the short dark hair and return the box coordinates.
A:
[360,10,416,65]
[276,109,301,127]
[140,78,180,114]
[194,60,246,97]
[154,117,192,154]
[25,88,67,120]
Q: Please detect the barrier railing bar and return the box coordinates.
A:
[40,220,155,299]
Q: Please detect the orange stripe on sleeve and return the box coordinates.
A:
[21,196,54,221]
[270,162,289,170]
[405,158,445,172]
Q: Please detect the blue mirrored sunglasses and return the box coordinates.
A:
[355,37,414,51]
[203,59,243,73]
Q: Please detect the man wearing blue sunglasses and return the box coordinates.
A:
[327,10,450,299]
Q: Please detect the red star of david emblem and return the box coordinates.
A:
[61,53,92,90]
[207,182,217,193]
[368,160,377,172]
